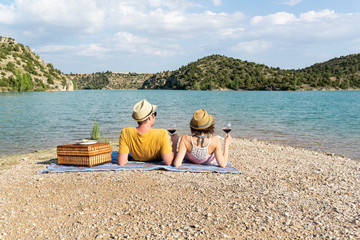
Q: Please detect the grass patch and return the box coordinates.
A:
[0,155,21,170]
[32,148,57,161]
[0,148,57,170]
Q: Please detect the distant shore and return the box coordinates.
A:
[0,138,359,239]
[1,88,360,93]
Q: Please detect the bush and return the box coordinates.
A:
[0,77,10,87]
[6,62,15,73]
[47,76,54,85]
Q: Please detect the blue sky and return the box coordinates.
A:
[1,0,360,73]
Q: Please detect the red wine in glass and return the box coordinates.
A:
[168,129,177,134]
[223,123,232,134]
[223,128,232,134]
[168,123,177,135]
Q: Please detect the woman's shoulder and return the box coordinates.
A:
[181,134,191,142]
[210,135,220,141]
[210,135,220,145]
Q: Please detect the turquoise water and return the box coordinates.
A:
[0,90,359,160]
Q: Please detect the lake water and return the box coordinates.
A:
[0,90,359,160]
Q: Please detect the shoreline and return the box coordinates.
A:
[1,135,359,163]
[1,138,359,239]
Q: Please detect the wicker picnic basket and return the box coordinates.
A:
[57,142,112,167]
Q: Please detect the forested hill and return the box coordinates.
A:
[0,36,73,92]
[141,54,360,90]
[298,54,360,89]
[69,72,153,90]
[2,35,359,91]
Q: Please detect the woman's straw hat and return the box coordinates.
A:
[190,109,214,130]
[132,99,158,122]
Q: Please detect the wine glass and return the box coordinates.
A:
[167,123,177,135]
[222,123,232,134]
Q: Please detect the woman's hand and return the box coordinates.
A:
[224,133,233,146]
[173,136,187,168]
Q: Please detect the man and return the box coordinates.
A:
[117,99,178,165]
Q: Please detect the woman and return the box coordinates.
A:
[173,109,232,168]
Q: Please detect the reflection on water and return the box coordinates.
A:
[0,90,359,160]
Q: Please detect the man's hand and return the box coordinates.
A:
[117,153,129,165]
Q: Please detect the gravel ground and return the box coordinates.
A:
[0,138,359,239]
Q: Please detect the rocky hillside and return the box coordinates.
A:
[69,72,153,90]
[141,54,360,90]
[0,36,73,92]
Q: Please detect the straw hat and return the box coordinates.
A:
[190,109,214,130]
[132,99,158,122]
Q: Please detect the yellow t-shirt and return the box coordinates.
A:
[118,127,172,161]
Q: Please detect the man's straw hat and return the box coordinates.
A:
[190,109,214,130]
[132,99,158,122]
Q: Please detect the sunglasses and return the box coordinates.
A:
[153,112,157,117]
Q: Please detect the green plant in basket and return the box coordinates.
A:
[91,121,100,140]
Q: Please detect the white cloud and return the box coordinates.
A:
[219,27,245,38]
[300,9,337,22]
[248,10,357,41]
[251,12,296,25]
[227,9,360,69]
[112,32,149,53]
[31,31,177,61]
[147,0,199,10]
[36,43,107,57]
[36,45,76,53]
[1,0,106,34]
[232,40,272,54]
[276,0,303,6]
[110,32,179,57]
[78,44,107,57]
[213,0,222,7]
[1,0,245,42]
[108,3,245,39]
[0,3,15,24]
[2,0,360,72]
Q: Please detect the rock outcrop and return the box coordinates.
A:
[0,36,73,92]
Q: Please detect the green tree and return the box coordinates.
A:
[15,69,33,91]
[340,80,350,89]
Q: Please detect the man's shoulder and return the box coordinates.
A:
[122,127,135,130]
[150,128,168,135]
[148,129,170,140]
[121,127,136,134]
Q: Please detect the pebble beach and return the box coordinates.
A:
[0,138,359,239]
